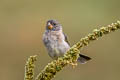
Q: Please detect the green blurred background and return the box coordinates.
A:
[0,0,120,80]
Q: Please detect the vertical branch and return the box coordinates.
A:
[24,55,37,80]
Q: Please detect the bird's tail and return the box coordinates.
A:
[78,54,91,64]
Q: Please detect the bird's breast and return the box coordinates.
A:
[43,31,70,59]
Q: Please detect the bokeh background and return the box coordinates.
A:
[0,0,120,80]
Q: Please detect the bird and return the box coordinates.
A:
[42,19,91,64]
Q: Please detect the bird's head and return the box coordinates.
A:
[46,19,62,31]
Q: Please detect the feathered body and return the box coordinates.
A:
[43,29,70,59]
[43,20,91,63]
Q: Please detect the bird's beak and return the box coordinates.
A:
[48,22,53,30]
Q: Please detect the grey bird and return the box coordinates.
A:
[42,19,91,64]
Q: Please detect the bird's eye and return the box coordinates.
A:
[53,23,56,26]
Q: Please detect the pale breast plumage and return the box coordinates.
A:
[43,30,70,59]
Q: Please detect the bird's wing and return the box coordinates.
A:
[63,33,70,46]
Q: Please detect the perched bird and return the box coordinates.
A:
[42,19,91,64]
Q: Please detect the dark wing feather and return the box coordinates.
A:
[63,33,70,46]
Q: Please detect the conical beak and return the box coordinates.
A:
[48,22,53,30]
